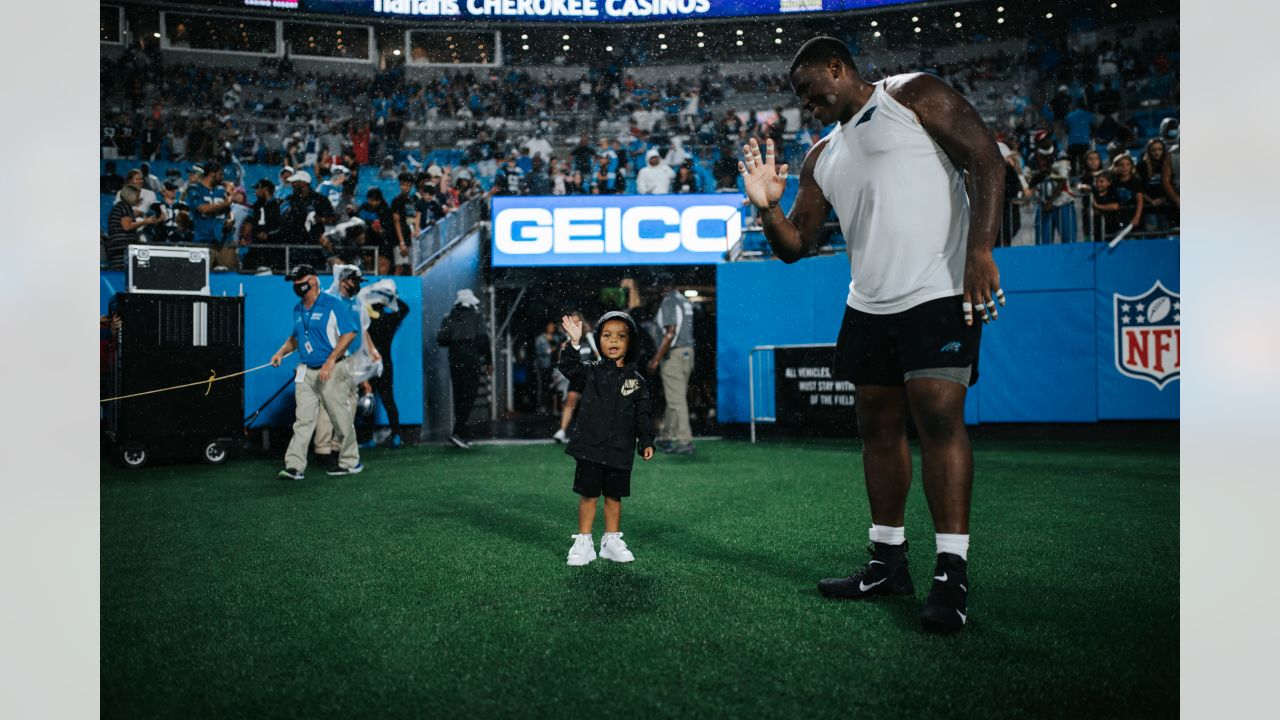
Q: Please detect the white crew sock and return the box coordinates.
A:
[936,533,969,560]
[869,524,906,546]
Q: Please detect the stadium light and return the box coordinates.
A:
[606,45,613,51]
[658,33,665,39]
[684,290,699,298]
[392,48,401,55]
[660,44,668,50]
[873,31,881,37]
[955,22,962,28]
[914,26,921,33]
[152,32,160,38]
[736,29,744,35]
[998,17,1005,24]
[774,38,782,44]
[954,11,961,17]
[912,15,918,22]
[736,39,743,46]
[997,5,1004,11]
[697,31,704,37]
[698,41,705,47]
[1111,2,1117,6]
[521,34,528,39]
[563,44,570,50]
[1046,13,1053,18]
[521,44,529,50]
[870,21,877,27]
[775,27,783,33]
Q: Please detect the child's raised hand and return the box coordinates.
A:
[561,314,584,344]
[641,447,654,461]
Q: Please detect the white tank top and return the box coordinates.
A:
[813,80,970,314]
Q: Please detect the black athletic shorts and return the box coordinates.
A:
[572,459,631,499]
[833,295,982,388]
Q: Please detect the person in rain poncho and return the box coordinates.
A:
[313,265,382,467]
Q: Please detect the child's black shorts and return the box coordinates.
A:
[573,459,631,499]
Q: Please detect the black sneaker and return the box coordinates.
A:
[277,468,304,481]
[448,434,471,449]
[818,541,915,599]
[920,552,969,633]
[326,462,365,476]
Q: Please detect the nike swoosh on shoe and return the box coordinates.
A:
[934,573,948,582]
[859,578,887,592]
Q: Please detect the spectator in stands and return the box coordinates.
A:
[1077,150,1105,242]
[998,139,1031,247]
[1139,139,1173,233]
[525,130,553,162]
[117,169,158,214]
[713,144,740,191]
[526,156,552,196]
[1160,117,1180,210]
[1109,154,1145,233]
[1034,158,1077,244]
[245,178,283,270]
[100,161,124,195]
[636,149,674,195]
[138,163,163,194]
[279,169,334,270]
[148,180,182,244]
[591,155,625,195]
[273,166,294,201]
[105,185,160,268]
[390,173,417,276]
[454,172,483,204]
[415,174,449,231]
[494,155,526,196]
[1089,171,1122,240]
[228,187,254,251]
[1063,100,1095,175]
[356,187,395,275]
[187,161,239,268]
[673,164,699,194]
[173,164,201,204]
[571,135,595,178]
[316,165,349,215]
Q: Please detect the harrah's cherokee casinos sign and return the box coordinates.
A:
[1114,281,1180,390]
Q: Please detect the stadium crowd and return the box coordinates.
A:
[101,21,1179,268]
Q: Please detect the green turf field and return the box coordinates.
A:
[101,439,1178,718]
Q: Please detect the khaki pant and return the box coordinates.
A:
[660,346,694,444]
[314,381,357,456]
[284,362,360,472]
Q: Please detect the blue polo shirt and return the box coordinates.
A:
[292,292,358,368]
[186,182,226,244]
[323,286,363,354]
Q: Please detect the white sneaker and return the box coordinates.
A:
[552,429,568,443]
[566,534,596,566]
[599,532,635,563]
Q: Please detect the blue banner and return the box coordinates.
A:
[300,0,915,22]
[491,193,745,267]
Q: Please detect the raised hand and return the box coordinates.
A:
[962,252,1005,326]
[561,314,584,345]
[738,137,790,211]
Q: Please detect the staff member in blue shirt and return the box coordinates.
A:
[271,264,364,480]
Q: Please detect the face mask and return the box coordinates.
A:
[293,282,311,297]
[1166,129,1178,139]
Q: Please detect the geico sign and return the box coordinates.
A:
[495,205,742,255]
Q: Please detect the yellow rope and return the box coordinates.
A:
[100,357,288,404]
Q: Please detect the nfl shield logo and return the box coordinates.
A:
[1114,281,1180,389]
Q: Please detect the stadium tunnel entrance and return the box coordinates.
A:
[478,262,718,442]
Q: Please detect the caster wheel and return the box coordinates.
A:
[119,445,149,469]
[202,441,229,465]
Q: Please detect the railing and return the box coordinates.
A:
[100,241,380,274]
[412,196,487,273]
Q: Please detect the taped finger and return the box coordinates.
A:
[962,301,974,324]
[995,288,1006,306]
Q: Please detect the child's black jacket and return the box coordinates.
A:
[559,311,655,471]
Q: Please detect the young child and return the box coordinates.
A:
[558,311,655,566]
